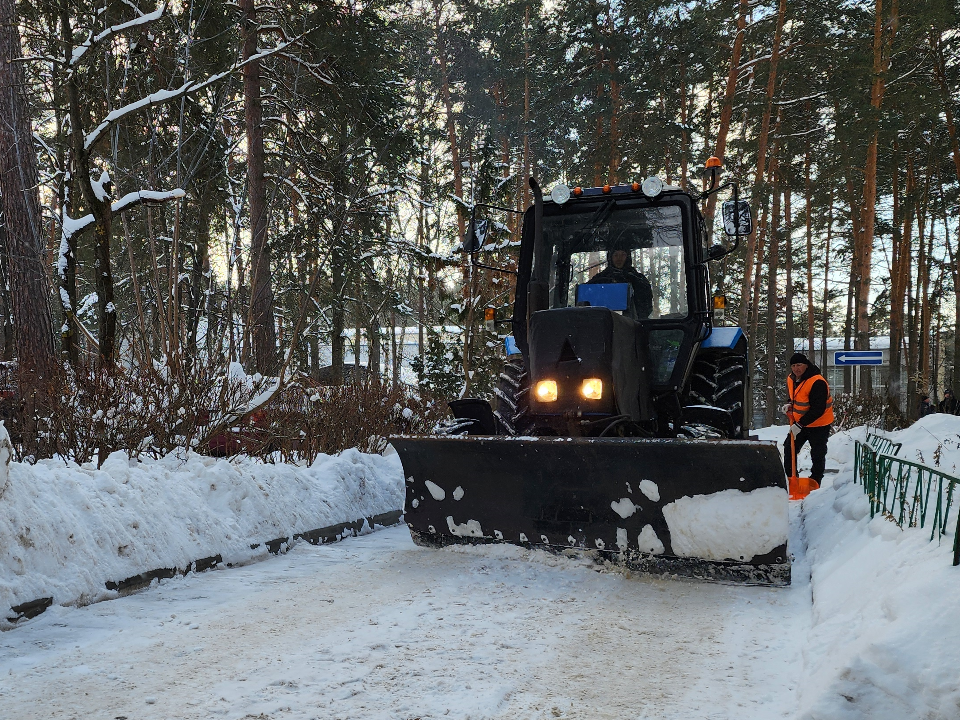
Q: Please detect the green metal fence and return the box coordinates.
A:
[853,434,960,566]
[866,430,903,458]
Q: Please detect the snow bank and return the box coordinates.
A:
[797,415,960,719]
[0,428,404,622]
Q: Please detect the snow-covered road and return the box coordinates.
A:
[0,520,811,720]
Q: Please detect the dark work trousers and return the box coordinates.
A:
[783,425,832,481]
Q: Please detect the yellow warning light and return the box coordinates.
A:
[581,378,603,400]
[713,295,727,309]
[535,380,558,402]
[631,181,640,191]
[705,156,722,168]
[484,308,495,322]
[602,184,612,194]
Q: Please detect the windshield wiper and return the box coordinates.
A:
[575,198,617,242]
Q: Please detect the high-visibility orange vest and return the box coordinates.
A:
[787,373,834,427]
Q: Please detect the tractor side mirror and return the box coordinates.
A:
[722,200,753,237]
[465,217,489,253]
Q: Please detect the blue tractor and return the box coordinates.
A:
[392,161,791,585]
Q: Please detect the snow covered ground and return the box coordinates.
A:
[0,522,809,720]
[795,415,960,720]
[1,417,959,719]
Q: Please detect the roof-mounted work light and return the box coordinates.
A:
[641,176,663,198]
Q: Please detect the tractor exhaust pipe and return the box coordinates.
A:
[527,177,549,322]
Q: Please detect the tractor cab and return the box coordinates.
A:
[512,183,714,434]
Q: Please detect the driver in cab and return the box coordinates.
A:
[588,247,654,319]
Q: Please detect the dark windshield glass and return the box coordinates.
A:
[545,203,687,320]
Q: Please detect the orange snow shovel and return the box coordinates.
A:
[788,425,819,500]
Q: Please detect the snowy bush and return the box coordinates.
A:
[410,329,466,400]
[831,392,907,432]
[237,377,448,461]
[2,361,264,465]
[410,327,501,401]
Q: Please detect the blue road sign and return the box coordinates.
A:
[834,350,883,366]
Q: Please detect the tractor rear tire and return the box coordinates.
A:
[493,357,533,436]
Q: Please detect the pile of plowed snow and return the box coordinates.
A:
[0,425,404,623]
[795,414,960,719]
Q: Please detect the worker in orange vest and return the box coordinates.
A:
[781,353,834,484]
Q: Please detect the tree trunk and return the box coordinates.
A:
[738,0,786,329]
[331,246,345,385]
[354,277,362,376]
[842,161,865,395]
[955,302,959,397]
[887,150,913,414]
[843,269,854,395]
[932,31,960,397]
[855,0,898,395]
[520,3,531,214]
[187,198,212,354]
[944,210,960,398]
[121,211,151,367]
[397,264,413,385]
[906,223,917,416]
[91,199,116,362]
[748,206,768,372]
[241,0,277,374]
[933,31,960,188]
[917,212,929,397]
[63,5,116,365]
[784,186,794,351]
[747,120,782,367]
[804,142,815,355]
[764,186,781,427]
[679,52,689,187]
[607,54,621,183]
[954,252,960,398]
[821,191,833,371]
[390,307,399,385]
[368,313,381,380]
[0,226,14,359]
[704,0,748,228]
[593,74,605,188]
[434,3,465,257]
[0,0,59,393]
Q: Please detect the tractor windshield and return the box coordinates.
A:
[545,202,687,320]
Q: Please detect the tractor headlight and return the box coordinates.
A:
[581,378,603,400]
[535,380,558,402]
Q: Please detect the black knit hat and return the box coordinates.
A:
[789,353,811,366]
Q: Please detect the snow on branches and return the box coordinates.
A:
[69,3,169,68]
[60,188,186,243]
[83,38,301,152]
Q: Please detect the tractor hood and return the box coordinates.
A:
[527,306,653,422]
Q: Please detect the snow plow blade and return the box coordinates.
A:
[391,435,790,586]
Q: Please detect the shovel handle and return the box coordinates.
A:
[789,426,798,478]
